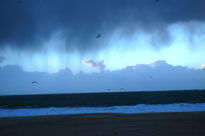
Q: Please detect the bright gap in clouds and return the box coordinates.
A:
[0,21,205,74]
[99,21,205,71]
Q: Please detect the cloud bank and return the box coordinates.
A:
[0,56,5,63]
[0,60,204,95]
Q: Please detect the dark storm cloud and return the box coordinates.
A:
[0,0,205,51]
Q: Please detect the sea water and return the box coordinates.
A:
[0,103,205,117]
[0,90,205,117]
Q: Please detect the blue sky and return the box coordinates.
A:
[0,0,205,94]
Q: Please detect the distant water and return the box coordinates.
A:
[0,90,205,117]
[1,90,205,109]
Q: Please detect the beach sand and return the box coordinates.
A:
[0,112,205,136]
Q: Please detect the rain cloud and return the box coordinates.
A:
[1,0,205,51]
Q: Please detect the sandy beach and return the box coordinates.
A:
[0,112,205,136]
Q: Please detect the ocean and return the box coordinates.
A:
[0,90,205,117]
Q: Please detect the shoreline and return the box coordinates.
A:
[1,103,205,117]
[1,111,205,136]
[1,111,205,118]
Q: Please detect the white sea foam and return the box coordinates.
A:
[0,103,205,117]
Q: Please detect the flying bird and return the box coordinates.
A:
[96,34,101,39]
[32,81,37,84]
[155,0,159,2]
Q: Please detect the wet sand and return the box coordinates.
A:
[0,112,205,136]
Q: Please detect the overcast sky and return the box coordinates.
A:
[0,0,205,95]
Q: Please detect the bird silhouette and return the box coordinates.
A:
[96,34,101,39]
[32,81,37,84]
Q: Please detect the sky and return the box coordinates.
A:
[0,0,205,95]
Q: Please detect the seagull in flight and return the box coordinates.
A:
[32,81,37,84]
[96,34,101,39]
